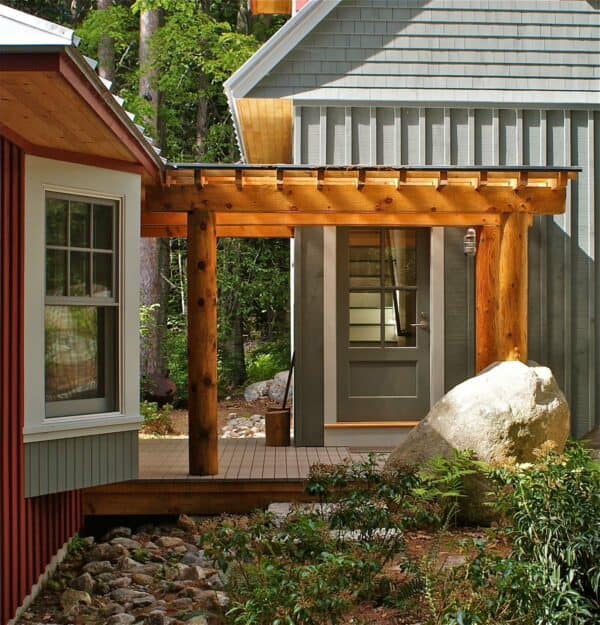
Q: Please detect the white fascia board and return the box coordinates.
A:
[224,0,343,99]
[0,4,74,46]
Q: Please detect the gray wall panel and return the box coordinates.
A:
[294,228,325,446]
[25,429,138,498]
[297,103,600,437]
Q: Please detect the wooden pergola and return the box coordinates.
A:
[143,164,576,475]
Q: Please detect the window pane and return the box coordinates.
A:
[45,306,116,408]
[70,251,90,296]
[93,204,113,250]
[349,290,381,345]
[46,249,67,296]
[70,201,91,247]
[46,198,68,245]
[93,253,113,297]
[349,230,380,289]
[384,229,417,287]
[384,290,416,347]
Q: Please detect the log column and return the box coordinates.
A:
[475,225,501,372]
[497,213,529,363]
[187,211,218,476]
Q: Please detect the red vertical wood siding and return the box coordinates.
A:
[0,135,83,625]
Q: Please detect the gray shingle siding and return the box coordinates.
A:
[248,0,600,105]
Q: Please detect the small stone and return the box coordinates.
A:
[144,612,170,625]
[214,591,229,608]
[106,615,135,625]
[440,555,468,570]
[99,602,124,616]
[111,537,142,550]
[177,514,196,533]
[186,617,209,625]
[60,589,91,614]
[110,588,155,603]
[145,541,160,550]
[172,597,193,609]
[103,526,133,541]
[70,572,94,593]
[157,536,184,548]
[131,572,154,585]
[131,595,156,608]
[83,560,113,575]
[89,543,128,562]
[108,576,132,589]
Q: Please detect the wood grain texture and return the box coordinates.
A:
[249,0,292,15]
[498,213,529,362]
[475,225,501,371]
[236,99,293,163]
[187,211,219,475]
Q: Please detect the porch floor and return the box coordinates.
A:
[139,437,353,481]
[83,438,360,516]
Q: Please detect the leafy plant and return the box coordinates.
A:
[140,401,176,436]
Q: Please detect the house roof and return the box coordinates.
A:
[224,0,341,99]
[0,5,164,180]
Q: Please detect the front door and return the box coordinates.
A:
[337,228,430,421]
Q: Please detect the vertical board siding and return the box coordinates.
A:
[298,105,600,436]
[1,135,83,624]
[24,430,138,498]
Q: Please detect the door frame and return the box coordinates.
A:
[323,227,445,425]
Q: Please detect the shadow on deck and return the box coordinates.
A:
[83,438,355,516]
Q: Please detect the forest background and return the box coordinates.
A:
[6,0,291,405]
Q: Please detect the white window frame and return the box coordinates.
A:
[24,156,142,442]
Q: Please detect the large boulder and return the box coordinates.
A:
[268,370,294,404]
[243,380,271,402]
[386,361,570,523]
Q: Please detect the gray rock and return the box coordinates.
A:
[178,565,210,581]
[70,572,94,593]
[108,576,132,589]
[110,588,155,604]
[131,572,154,586]
[110,537,142,550]
[243,380,271,402]
[60,589,91,614]
[172,597,193,609]
[268,371,293,403]
[89,543,128,562]
[83,560,113,575]
[386,361,570,524]
[144,612,171,625]
[106,615,135,625]
[156,536,184,548]
[103,526,133,541]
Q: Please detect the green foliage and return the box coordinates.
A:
[245,340,290,384]
[140,400,175,436]
[444,442,600,625]
[66,535,86,557]
[163,316,188,406]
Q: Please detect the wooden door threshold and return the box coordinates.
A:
[325,421,419,429]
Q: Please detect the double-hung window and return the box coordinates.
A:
[44,192,119,418]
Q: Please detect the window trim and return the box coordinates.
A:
[43,188,124,420]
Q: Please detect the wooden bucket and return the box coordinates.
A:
[265,408,291,447]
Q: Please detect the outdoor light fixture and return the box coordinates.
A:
[464,228,477,256]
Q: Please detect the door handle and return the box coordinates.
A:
[410,313,429,330]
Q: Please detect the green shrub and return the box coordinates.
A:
[245,340,290,385]
[163,319,188,406]
[140,401,175,436]
[444,442,600,625]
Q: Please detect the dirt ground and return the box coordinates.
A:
[141,397,281,438]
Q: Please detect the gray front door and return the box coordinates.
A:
[337,228,430,421]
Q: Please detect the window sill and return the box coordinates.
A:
[23,413,142,443]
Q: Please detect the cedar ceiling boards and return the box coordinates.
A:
[249,0,292,15]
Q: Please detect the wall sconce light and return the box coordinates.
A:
[464,228,477,256]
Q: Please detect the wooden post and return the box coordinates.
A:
[187,211,218,476]
[475,225,501,372]
[497,213,529,363]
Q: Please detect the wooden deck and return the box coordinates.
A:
[83,438,354,516]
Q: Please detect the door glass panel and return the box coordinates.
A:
[384,229,417,287]
[384,290,416,346]
[349,290,381,345]
[70,201,91,247]
[349,230,381,289]
[46,198,68,246]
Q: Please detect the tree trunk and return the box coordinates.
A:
[139,7,168,392]
[97,0,115,83]
[195,74,209,159]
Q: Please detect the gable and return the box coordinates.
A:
[245,0,600,106]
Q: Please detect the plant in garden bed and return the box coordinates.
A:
[140,400,176,436]
[442,441,600,625]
